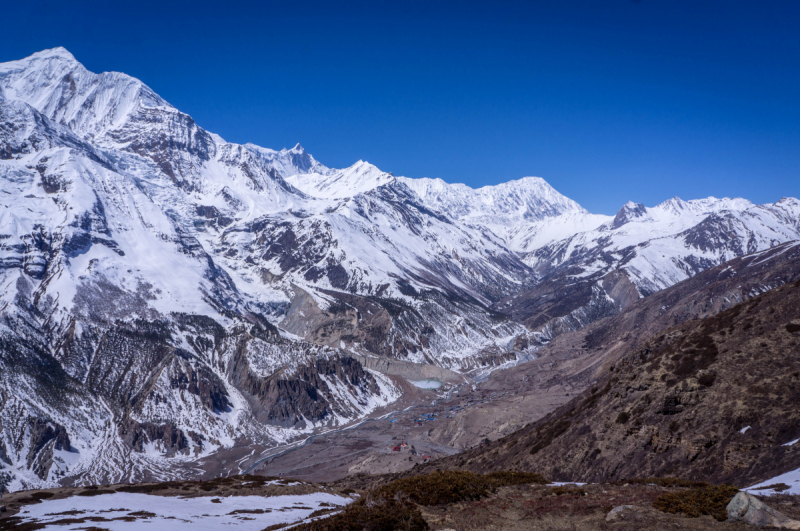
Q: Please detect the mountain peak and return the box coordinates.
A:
[610,201,647,229]
[25,46,78,63]
[284,159,393,199]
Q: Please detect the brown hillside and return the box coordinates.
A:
[416,276,800,486]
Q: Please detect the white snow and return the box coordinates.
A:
[409,379,444,389]
[745,467,800,496]
[285,160,393,199]
[14,491,352,530]
[740,426,751,434]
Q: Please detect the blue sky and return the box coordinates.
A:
[2,0,799,214]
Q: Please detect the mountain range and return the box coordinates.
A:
[1,47,798,491]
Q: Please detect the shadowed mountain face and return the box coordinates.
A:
[409,246,800,486]
[1,47,799,491]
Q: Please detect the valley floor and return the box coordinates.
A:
[245,364,578,482]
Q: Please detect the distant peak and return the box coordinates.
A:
[26,47,78,62]
[517,176,547,184]
[610,201,647,229]
[656,196,687,212]
[291,143,304,152]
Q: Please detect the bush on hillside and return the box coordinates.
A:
[484,471,549,487]
[653,484,739,521]
[293,498,428,531]
[373,470,549,506]
[618,477,708,489]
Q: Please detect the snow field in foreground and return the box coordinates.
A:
[744,467,800,496]
[16,491,352,530]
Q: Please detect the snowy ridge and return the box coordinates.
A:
[526,195,800,296]
[397,175,595,250]
[285,159,393,199]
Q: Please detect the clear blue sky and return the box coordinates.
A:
[3,0,799,214]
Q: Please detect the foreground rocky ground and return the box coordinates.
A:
[1,474,796,530]
[417,483,800,531]
[4,470,800,530]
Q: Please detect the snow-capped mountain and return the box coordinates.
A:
[499,195,800,346]
[0,48,533,489]
[527,195,800,292]
[0,47,798,490]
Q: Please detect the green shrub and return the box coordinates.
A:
[752,483,790,492]
[547,486,587,496]
[621,477,708,488]
[484,471,549,487]
[293,498,428,531]
[76,489,116,496]
[15,491,55,504]
[653,484,739,521]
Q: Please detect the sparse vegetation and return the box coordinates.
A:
[13,491,55,504]
[296,470,549,530]
[752,483,790,492]
[616,477,708,488]
[652,484,739,521]
[547,486,587,496]
[484,471,548,487]
[293,498,428,531]
[372,471,494,506]
[76,489,116,496]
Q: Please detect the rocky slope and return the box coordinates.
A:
[427,241,800,451]
[419,261,800,486]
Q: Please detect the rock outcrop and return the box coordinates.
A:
[727,492,800,529]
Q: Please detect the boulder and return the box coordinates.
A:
[606,505,640,522]
[605,504,662,523]
[727,492,800,529]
